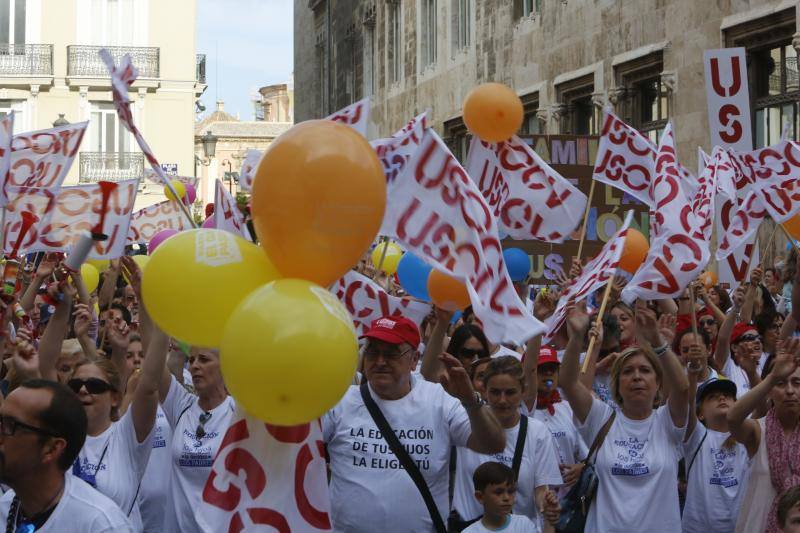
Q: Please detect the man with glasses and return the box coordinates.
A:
[0,380,132,532]
[323,315,506,532]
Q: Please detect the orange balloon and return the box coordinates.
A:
[251,121,387,286]
[427,270,471,311]
[463,83,524,143]
[619,228,649,274]
[784,214,800,240]
[699,271,718,288]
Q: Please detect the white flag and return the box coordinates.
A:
[326,98,370,137]
[239,149,262,192]
[213,179,252,240]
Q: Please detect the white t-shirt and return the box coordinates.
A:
[162,377,236,533]
[532,402,588,466]
[138,406,173,533]
[323,376,472,533]
[575,399,684,533]
[721,358,756,396]
[681,426,748,533]
[592,373,619,410]
[452,416,562,525]
[0,473,133,532]
[462,514,539,533]
[72,408,154,531]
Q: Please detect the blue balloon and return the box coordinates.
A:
[450,310,463,324]
[503,248,531,282]
[396,252,432,301]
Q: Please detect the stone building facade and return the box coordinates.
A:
[294,0,800,170]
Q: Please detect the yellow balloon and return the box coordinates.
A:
[87,259,108,272]
[370,242,403,276]
[80,263,99,293]
[220,279,358,425]
[164,179,186,202]
[142,229,280,348]
[122,255,150,284]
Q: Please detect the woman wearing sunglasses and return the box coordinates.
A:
[420,308,490,382]
[713,287,764,397]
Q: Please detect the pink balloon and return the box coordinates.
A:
[202,216,215,229]
[149,229,178,254]
[184,183,197,204]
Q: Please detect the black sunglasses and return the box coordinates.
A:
[699,318,716,327]
[0,415,59,438]
[458,348,487,361]
[736,333,761,343]
[196,412,212,439]
[67,378,115,395]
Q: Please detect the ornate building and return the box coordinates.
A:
[294,0,799,169]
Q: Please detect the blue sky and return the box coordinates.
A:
[196,0,293,121]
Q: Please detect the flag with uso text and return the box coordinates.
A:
[198,409,332,533]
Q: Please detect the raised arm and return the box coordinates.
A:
[121,257,151,350]
[728,338,799,457]
[635,300,688,427]
[419,307,452,382]
[72,303,99,361]
[37,288,73,382]
[130,325,169,443]
[739,267,762,324]
[97,259,120,311]
[559,305,594,423]
[523,291,557,409]
[20,255,57,313]
[696,282,726,324]
[683,344,706,441]
[713,286,744,371]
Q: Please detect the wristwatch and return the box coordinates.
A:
[461,391,484,411]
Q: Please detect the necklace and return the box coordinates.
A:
[6,478,64,533]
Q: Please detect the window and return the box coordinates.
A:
[615,54,669,143]
[0,100,24,133]
[362,7,376,96]
[519,93,542,135]
[420,0,436,70]
[452,0,471,54]
[443,117,470,163]
[90,103,130,154]
[556,75,599,135]
[513,0,541,19]
[315,30,328,115]
[752,44,799,147]
[90,0,134,46]
[387,1,402,84]
[0,0,25,47]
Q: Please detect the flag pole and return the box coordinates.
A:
[575,178,596,264]
[763,220,781,267]
[775,222,800,252]
[582,273,614,374]
[689,284,699,338]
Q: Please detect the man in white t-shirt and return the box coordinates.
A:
[323,316,506,533]
[0,380,132,532]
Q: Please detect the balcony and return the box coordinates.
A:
[79,152,144,183]
[196,54,206,84]
[0,44,53,77]
[67,45,159,79]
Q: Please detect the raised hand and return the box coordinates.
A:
[732,285,745,308]
[568,258,583,280]
[658,313,677,347]
[11,327,40,380]
[438,353,476,403]
[108,316,131,352]
[634,299,663,347]
[771,338,800,381]
[72,303,93,338]
[565,304,590,339]
[749,265,763,287]
[35,254,58,279]
[533,289,557,321]
[686,343,707,374]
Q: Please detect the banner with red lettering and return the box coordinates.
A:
[742,140,800,223]
[545,211,633,340]
[5,121,88,205]
[704,48,753,152]
[198,409,331,533]
[381,127,545,344]
[465,135,587,242]
[621,124,711,302]
[332,270,431,336]
[127,200,193,245]
[326,98,370,138]
[213,179,252,240]
[101,50,188,213]
[239,149,262,192]
[0,113,13,207]
[3,179,139,258]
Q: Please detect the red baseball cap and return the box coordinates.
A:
[731,322,756,343]
[538,347,560,366]
[360,316,421,347]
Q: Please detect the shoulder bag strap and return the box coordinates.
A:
[686,431,708,476]
[585,411,616,465]
[360,383,447,533]
[511,415,528,478]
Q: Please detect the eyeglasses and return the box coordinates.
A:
[196,412,212,439]
[699,319,716,327]
[0,415,59,438]
[736,333,761,344]
[458,348,487,361]
[67,378,114,395]
[363,346,413,361]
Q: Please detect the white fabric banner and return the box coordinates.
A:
[465,135,587,242]
[0,113,13,207]
[127,200,193,245]
[331,270,431,337]
[703,48,753,152]
[239,149,262,192]
[621,124,711,302]
[3,179,139,259]
[198,409,332,533]
[381,127,545,344]
[213,179,252,240]
[545,211,633,340]
[326,98,370,138]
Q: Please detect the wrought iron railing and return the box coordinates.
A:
[79,152,144,183]
[67,45,159,78]
[196,53,206,83]
[0,44,53,76]
[770,57,799,94]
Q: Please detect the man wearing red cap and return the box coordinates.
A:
[323,315,506,533]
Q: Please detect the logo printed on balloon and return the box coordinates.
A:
[196,230,242,267]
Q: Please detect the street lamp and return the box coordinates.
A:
[52,114,69,127]
[221,159,238,194]
[194,130,218,176]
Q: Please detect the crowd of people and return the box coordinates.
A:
[0,239,796,533]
